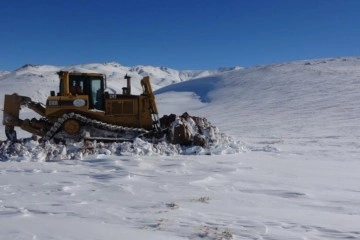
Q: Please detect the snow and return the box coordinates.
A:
[1,57,360,239]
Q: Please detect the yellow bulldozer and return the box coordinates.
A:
[2,71,212,146]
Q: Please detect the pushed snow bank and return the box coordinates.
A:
[0,136,247,162]
[0,112,247,161]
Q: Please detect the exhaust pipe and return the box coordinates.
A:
[123,74,131,95]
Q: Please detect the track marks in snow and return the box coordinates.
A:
[0,162,93,221]
[114,155,260,239]
[1,152,359,239]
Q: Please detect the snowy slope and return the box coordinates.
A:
[1,57,360,239]
[157,57,360,139]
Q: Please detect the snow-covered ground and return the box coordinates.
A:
[1,57,360,239]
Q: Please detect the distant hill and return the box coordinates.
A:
[155,57,360,139]
[0,62,239,103]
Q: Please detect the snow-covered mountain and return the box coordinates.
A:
[0,62,240,103]
[1,57,360,240]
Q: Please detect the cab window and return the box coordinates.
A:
[90,78,104,110]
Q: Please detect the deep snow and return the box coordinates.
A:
[1,57,360,239]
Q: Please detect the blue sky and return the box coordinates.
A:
[1,0,360,71]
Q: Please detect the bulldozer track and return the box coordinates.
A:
[42,112,150,142]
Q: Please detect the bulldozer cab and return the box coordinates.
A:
[2,71,165,142]
[58,71,105,110]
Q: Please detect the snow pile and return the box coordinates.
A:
[162,113,244,151]
[0,112,246,162]
[0,136,246,162]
